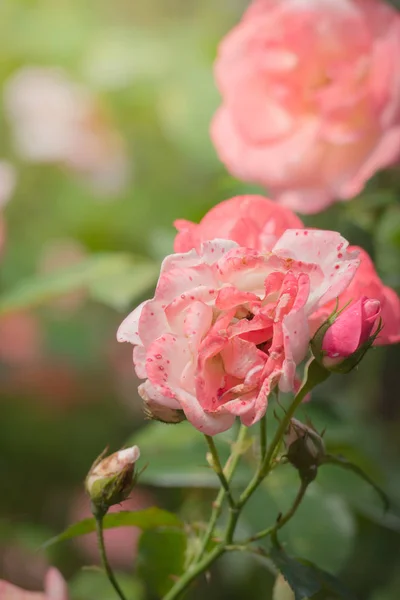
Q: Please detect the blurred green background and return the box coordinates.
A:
[0,1,400,599]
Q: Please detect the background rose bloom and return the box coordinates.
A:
[118,231,359,434]
[175,195,400,345]
[211,0,400,213]
[4,67,129,195]
[0,161,16,256]
[174,195,302,252]
[0,568,68,600]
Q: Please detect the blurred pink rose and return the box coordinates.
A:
[118,231,359,434]
[175,196,400,346]
[211,0,400,213]
[4,67,129,196]
[0,312,43,366]
[38,239,87,312]
[174,195,302,252]
[0,161,16,255]
[0,568,68,600]
[321,296,381,367]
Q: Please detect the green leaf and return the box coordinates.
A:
[128,421,251,487]
[0,253,158,315]
[322,454,389,513]
[375,204,400,286]
[243,468,355,572]
[270,546,356,600]
[70,570,145,600]
[43,507,182,549]
[137,528,187,596]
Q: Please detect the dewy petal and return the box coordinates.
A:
[199,239,239,264]
[176,388,236,435]
[117,300,147,345]
[138,380,181,410]
[133,345,147,379]
[138,380,181,409]
[146,333,191,399]
[221,336,266,380]
[272,229,360,311]
[139,300,171,348]
[183,301,214,355]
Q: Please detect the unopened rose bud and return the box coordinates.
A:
[85,446,140,517]
[285,419,325,483]
[311,297,381,374]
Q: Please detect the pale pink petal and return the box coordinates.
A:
[273,229,360,311]
[133,345,147,379]
[178,390,236,435]
[116,301,147,345]
[145,333,190,399]
[183,301,214,355]
[138,380,181,409]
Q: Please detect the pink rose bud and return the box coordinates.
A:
[85,446,140,517]
[312,297,381,373]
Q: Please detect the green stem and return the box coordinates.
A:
[238,360,328,509]
[204,435,236,509]
[164,506,240,600]
[95,515,128,600]
[248,479,309,543]
[163,362,328,600]
[163,544,225,600]
[195,426,247,562]
[259,414,267,464]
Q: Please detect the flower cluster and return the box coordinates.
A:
[119,196,399,435]
[117,0,400,438]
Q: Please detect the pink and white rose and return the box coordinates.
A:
[211,0,400,213]
[175,196,400,346]
[118,230,359,434]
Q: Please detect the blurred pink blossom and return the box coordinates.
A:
[0,312,43,366]
[211,0,400,213]
[118,231,360,434]
[0,568,68,600]
[4,67,129,196]
[38,239,87,312]
[0,161,16,255]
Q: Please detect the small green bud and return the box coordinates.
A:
[285,419,325,483]
[85,446,140,517]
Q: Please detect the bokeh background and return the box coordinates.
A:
[0,1,400,599]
